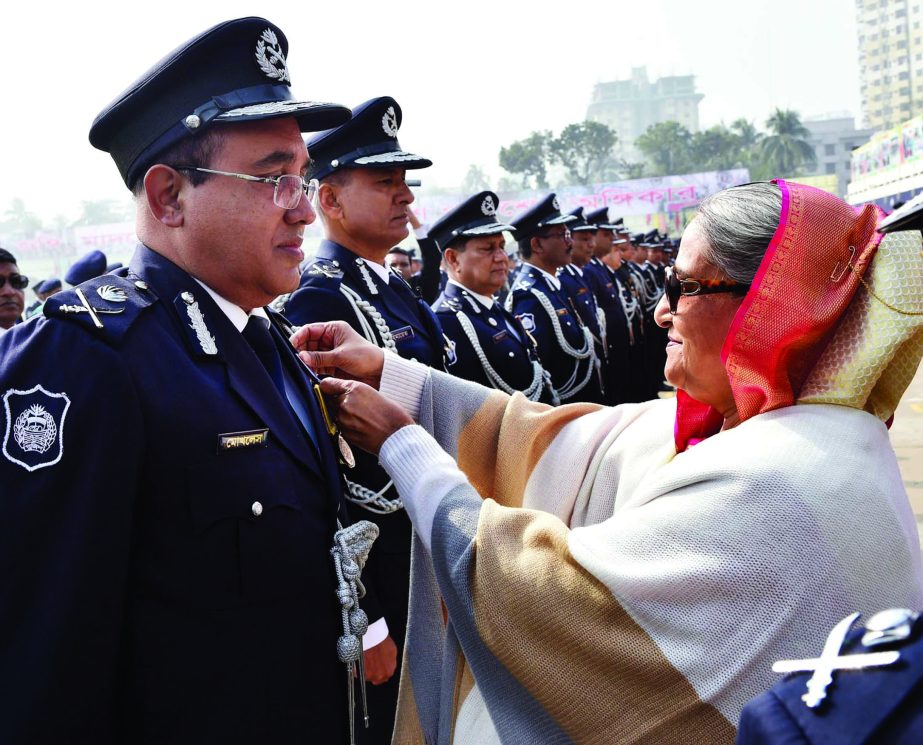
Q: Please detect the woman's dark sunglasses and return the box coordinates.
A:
[664,266,750,313]
[0,274,28,290]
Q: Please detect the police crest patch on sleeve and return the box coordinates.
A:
[3,386,71,472]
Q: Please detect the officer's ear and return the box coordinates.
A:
[443,247,460,273]
[317,182,343,220]
[143,165,185,228]
[530,235,543,258]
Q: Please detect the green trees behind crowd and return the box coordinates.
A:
[498,108,819,189]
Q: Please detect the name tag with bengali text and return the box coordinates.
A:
[217,428,269,452]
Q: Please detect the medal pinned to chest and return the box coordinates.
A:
[313,383,356,469]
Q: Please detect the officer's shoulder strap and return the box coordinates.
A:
[43,273,156,346]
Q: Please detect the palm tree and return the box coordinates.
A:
[759,109,816,177]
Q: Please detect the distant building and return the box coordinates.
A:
[856,0,923,131]
[797,116,875,197]
[586,67,703,165]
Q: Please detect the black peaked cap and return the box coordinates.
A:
[429,192,514,252]
[306,96,432,181]
[90,17,351,188]
[511,194,576,241]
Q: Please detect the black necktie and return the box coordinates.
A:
[242,316,286,399]
[389,273,421,315]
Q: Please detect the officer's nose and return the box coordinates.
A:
[287,191,316,226]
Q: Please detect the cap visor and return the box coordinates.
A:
[216,100,351,132]
[352,150,433,169]
[544,214,578,226]
[878,192,923,233]
[461,223,515,237]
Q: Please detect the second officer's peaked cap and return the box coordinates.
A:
[428,191,515,252]
[511,194,577,241]
[584,207,621,231]
[306,96,432,180]
[567,206,597,232]
[89,17,352,189]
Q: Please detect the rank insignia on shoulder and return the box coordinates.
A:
[2,385,71,472]
[217,428,269,452]
[517,313,536,332]
[308,260,343,279]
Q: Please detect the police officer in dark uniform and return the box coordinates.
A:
[0,18,368,744]
[559,207,607,395]
[606,228,647,402]
[430,191,556,403]
[282,96,444,745]
[505,194,603,403]
[582,207,631,404]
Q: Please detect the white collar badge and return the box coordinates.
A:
[382,106,399,138]
[255,28,291,83]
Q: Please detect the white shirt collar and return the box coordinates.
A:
[193,278,269,333]
[523,262,561,291]
[447,279,494,309]
[361,258,393,283]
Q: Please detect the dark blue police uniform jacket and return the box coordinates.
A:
[737,612,923,744]
[284,239,446,741]
[0,244,350,744]
[582,258,631,404]
[558,263,607,393]
[505,264,603,404]
[433,281,555,404]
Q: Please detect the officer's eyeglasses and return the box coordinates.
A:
[173,167,318,210]
[0,273,28,290]
[664,266,750,314]
[538,228,572,242]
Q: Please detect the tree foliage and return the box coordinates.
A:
[758,109,817,177]
[548,121,618,185]
[461,164,491,193]
[634,121,693,175]
[499,131,552,189]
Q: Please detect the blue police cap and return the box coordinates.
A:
[511,194,577,241]
[879,191,923,232]
[567,207,597,233]
[89,17,352,189]
[65,251,107,286]
[428,192,514,252]
[584,207,620,231]
[41,278,61,293]
[612,217,631,235]
[306,96,432,181]
[106,262,125,274]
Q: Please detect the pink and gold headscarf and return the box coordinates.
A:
[675,179,923,452]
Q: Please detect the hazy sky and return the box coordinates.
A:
[2,0,861,221]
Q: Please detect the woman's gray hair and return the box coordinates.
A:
[693,182,782,283]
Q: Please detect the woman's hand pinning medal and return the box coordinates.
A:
[294,321,415,457]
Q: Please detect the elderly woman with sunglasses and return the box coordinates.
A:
[294,180,923,744]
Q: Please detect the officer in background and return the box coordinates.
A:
[64,249,107,286]
[506,194,603,403]
[23,278,46,320]
[582,207,631,404]
[430,191,556,403]
[0,18,362,744]
[384,246,413,281]
[605,228,646,401]
[282,96,444,745]
[0,248,27,331]
[559,207,607,395]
